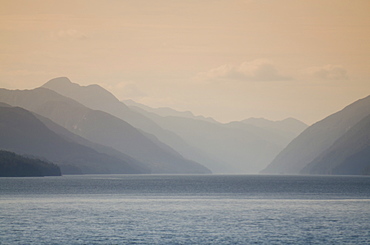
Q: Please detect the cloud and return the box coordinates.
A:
[50,29,88,41]
[198,59,291,82]
[304,65,349,80]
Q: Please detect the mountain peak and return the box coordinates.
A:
[281,117,302,123]
[44,77,111,98]
[42,77,127,110]
[43,77,76,90]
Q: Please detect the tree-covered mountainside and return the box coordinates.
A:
[0,150,61,177]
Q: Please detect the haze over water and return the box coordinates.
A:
[1,174,370,244]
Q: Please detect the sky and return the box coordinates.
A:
[1,0,369,124]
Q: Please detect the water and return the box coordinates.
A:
[1,174,370,244]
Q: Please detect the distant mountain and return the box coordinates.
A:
[126,101,307,173]
[124,99,218,123]
[0,87,210,174]
[45,77,290,173]
[301,114,370,175]
[129,106,301,173]
[262,95,370,174]
[0,150,61,177]
[0,105,146,174]
[43,77,216,172]
[43,77,133,115]
[225,118,307,148]
[0,102,11,107]
[241,117,308,139]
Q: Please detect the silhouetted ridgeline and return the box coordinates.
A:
[43,77,309,173]
[1,77,368,176]
[0,85,210,174]
[262,95,370,175]
[301,114,370,175]
[43,77,213,173]
[0,150,61,177]
[0,104,149,175]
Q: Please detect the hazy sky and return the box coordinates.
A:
[1,0,369,124]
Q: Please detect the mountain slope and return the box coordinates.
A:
[301,114,370,175]
[43,77,217,172]
[34,113,149,173]
[241,117,308,139]
[124,99,218,123]
[0,150,61,177]
[262,95,370,174]
[129,106,294,173]
[225,120,305,148]
[126,101,306,173]
[45,77,287,173]
[0,105,146,174]
[0,87,210,174]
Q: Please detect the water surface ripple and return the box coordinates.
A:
[1,174,369,244]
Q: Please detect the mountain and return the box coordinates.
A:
[43,77,133,115]
[0,150,61,177]
[124,99,218,123]
[262,95,370,174]
[34,114,147,174]
[301,114,370,175]
[241,117,308,139]
[0,102,11,107]
[225,119,307,148]
[42,77,217,172]
[125,100,307,173]
[0,87,210,174]
[45,77,290,173]
[0,104,146,174]
[129,105,300,173]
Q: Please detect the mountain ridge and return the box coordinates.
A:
[0,150,61,177]
[0,104,146,174]
[124,99,219,123]
[0,87,210,174]
[262,95,370,174]
[43,77,217,173]
[301,114,370,175]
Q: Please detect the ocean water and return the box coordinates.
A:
[0,174,370,244]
